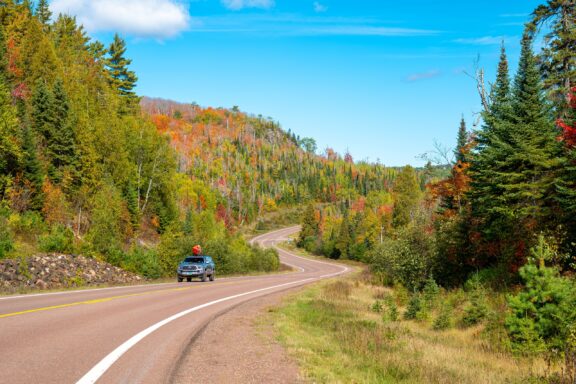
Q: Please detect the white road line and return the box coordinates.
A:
[77,226,350,384]
[76,277,315,384]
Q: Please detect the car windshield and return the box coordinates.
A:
[184,257,204,263]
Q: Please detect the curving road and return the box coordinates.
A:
[0,227,349,384]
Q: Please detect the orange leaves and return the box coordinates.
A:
[42,180,71,225]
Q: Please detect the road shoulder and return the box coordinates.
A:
[171,287,305,384]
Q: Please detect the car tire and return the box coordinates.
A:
[201,273,207,282]
[209,273,215,281]
[178,277,183,282]
[187,277,192,282]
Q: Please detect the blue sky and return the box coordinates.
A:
[50,0,543,166]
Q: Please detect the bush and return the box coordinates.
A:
[433,304,453,331]
[8,211,47,239]
[386,299,399,322]
[404,294,422,320]
[38,225,74,253]
[0,216,14,258]
[423,276,440,309]
[371,300,384,313]
[461,275,489,327]
[369,224,437,291]
[505,263,576,355]
[123,247,162,279]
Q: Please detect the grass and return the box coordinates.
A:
[269,276,549,384]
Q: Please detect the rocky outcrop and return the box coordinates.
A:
[0,254,143,293]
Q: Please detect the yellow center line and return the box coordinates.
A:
[0,281,240,319]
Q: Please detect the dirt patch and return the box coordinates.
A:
[171,289,305,384]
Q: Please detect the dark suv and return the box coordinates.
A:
[177,256,215,282]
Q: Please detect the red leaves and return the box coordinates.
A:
[557,87,576,147]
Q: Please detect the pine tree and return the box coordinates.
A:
[35,0,51,30]
[105,34,139,107]
[21,124,44,210]
[48,79,77,181]
[31,79,55,141]
[469,33,562,268]
[455,116,468,164]
[298,203,318,246]
[529,0,576,113]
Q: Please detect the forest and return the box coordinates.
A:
[297,1,576,377]
[0,0,411,279]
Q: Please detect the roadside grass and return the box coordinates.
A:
[270,277,548,384]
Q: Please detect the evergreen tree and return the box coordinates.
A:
[48,79,77,182]
[35,0,51,30]
[31,79,55,140]
[21,124,44,210]
[469,33,562,268]
[105,34,139,107]
[455,116,468,164]
[529,0,576,113]
[298,203,318,246]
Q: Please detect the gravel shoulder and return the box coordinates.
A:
[171,287,305,384]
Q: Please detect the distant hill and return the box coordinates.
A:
[141,97,400,226]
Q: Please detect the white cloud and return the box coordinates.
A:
[454,36,514,45]
[406,70,441,82]
[221,0,275,11]
[313,2,327,13]
[50,0,191,39]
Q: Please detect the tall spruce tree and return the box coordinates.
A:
[455,116,468,164]
[21,124,44,210]
[105,34,139,106]
[469,33,562,268]
[35,0,51,30]
[529,0,576,113]
[48,79,77,182]
[31,79,55,140]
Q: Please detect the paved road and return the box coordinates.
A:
[0,227,349,384]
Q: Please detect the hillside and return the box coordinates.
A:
[141,97,400,227]
[0,2,410,280]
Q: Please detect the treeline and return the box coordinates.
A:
[0,1,406,280]
[0,1,281,277]
[141,97,409,227]
[299,0,576,367]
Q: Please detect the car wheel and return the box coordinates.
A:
[187,277,192,282]
[178,277,183,282]
[209,273,215,281]
[201,273,207,282]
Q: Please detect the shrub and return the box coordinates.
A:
[0,216,14,258]
[371,300,384,313]
[123,247,163,279]
[505,263,576,355]
[433,304,453,331]
[369,224,437,291]
[386,299,399,322]
[404,293,422,320]
[38,225,74,253]
[461,273,489,327]
[422,276,440,309]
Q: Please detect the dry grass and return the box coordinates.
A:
[271,278,548,384]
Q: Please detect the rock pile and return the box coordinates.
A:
[0,254,143,293]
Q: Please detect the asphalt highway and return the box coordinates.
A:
[0,226,349,383]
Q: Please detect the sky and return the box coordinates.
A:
[49,0,544,166]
